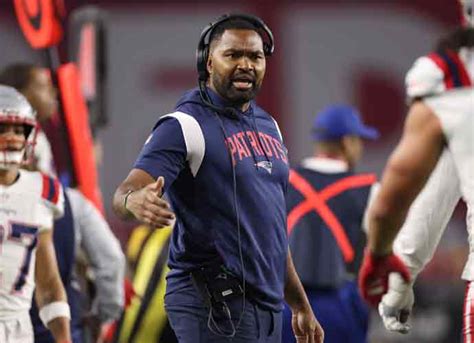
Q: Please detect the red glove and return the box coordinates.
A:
[358,249,411,307]
[99,321,117,343]
[124,277,136,307]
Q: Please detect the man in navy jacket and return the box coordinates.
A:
[113,14,323,343]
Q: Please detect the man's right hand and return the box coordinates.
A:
[125,176,175,228]
[358,249,411,307]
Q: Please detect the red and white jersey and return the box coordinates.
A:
[406,48,473,98]
[396,48,474,280]
[0,170,63,319]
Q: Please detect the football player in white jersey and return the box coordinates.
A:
[358,1,474,341]
[0,85,71,343]
[0,63,126,341]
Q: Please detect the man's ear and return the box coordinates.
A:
[206,55,213,76]
[341,136,351,152]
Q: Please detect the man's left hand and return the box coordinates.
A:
[292,306,324,343]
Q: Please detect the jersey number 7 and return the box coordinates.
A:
[0,223,39,293]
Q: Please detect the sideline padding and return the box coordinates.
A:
[117,225,174,343]
[57,63,104,213]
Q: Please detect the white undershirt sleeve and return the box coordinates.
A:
[393,150,462,280]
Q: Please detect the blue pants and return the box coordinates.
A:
[165,274,282,343]
[282,281,369,343]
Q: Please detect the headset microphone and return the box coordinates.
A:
[198,80,240,119]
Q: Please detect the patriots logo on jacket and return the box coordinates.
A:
[256,161,273,174]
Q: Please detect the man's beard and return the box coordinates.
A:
[210,73,261,107]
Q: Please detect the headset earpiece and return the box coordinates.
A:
[263,42,273,56]
[196,20,216,82]
[196,46,209,82]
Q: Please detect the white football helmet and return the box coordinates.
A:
[460,0,474,27]
[0,85,37,169]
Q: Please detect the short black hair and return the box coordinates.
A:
[436,27,474,52]
[0,63,36,90]
[209,17,263,48]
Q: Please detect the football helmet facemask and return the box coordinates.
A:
[0,85,37,170]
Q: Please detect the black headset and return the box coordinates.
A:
[196,13,274,119]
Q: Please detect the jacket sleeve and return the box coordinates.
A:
[393,150,461,279]
[67,188,125,322]
[134,112,205,192]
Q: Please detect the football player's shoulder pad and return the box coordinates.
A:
[405,54,445,100]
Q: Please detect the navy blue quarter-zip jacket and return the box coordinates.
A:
[134,87,289,311]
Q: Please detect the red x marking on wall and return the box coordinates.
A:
[288,169,376,263]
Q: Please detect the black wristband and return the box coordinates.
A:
[123,189,135,213]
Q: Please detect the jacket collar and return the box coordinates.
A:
[301,157,349,173]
